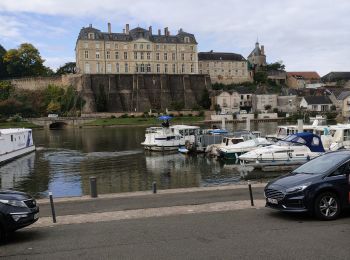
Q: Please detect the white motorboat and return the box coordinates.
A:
[141,125,201,152]
[205,131,261,157]
[0,128,36,165]
[218,137,272,160]
[239,132,326,163]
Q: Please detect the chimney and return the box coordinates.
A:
[149,26,152,35]
[125,24,130,34]
[108,22,111,33]
[123,29,125,34]
[164,27,168,36]
[89,24,92,28]
[158,29,161,35]
[261,45,265,55]
[167,30,170,36]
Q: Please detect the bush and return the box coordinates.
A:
[188,113,193,117]
[110,115,116,119]
[178,113,183,117]
[120,114,128,118]
[198,111,204,117]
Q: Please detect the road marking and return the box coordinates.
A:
[31,200,266,228]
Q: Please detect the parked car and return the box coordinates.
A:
[0,190,39,241]
[264,151,350,220]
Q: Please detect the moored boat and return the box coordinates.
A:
[0,128,36,165]
[141,124,201,152]
[239,132,325,164]
[218,137,272,160]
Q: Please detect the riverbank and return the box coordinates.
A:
[0,121,43,129]
[84,116,205,127]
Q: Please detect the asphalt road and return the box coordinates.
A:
[1,208,349,259]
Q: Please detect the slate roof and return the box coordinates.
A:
[336,91,350,100]
[322,72,350,82]
[77,26,197,44]
[247,42,264,58]
[303,96,332,105]
[287,72,320,80]
[198,52,246,61]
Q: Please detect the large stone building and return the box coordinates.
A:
[247,42,267,69]
[198,51,251,84]
[75,23,198,75]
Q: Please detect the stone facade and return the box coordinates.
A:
[215,91,240,114]
[79,74,211,113]
[76,24,198,75]
[198,52,251,84]
[253,94,278,112]
[277,95,299,113]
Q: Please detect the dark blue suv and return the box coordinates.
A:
[0,190,39,241]
[264,151,350,220]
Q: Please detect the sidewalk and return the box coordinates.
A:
[33,184,266,228]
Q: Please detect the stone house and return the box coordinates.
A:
[286,72,321,89]
[76,23,198,74]
[300,96,333,112]
[334,91,350,118]
[277,95,299,113]
[253,93,278,112]
[214,91,240,114]
[198,51,251,84]
[267,70,287,85]
[236,87,254,113]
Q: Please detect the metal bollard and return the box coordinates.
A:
[152,181,157,194]
[90,176,98,198]
[248,181,254,206]
[49,192,57,223]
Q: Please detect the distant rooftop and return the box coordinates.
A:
[322,72,350,82]
[198,51,246,61]
[287,71,320,80]
[303,95,332,105]
[77,24,197,44]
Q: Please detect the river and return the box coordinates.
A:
[0,122,282,198]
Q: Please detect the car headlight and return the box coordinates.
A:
[0,199,28,208]
[285,182,311,194]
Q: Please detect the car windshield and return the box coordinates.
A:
[293,153,349,175]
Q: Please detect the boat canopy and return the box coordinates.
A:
[158,115,173,120]
[283,132,325,152]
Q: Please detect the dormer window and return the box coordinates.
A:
[88,33,95,39]
[184,37,190,43]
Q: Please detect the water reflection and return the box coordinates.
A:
[0,122,280,198]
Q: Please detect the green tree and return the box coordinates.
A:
[264,104,272,111]
[254,71,268,84]
[0,81,14,101]
[46,101,61,114]
[3,43,53,77]
[0,44,8,79]
[56,62,76,75]
[266,61,285,71]
[199,88,211,109]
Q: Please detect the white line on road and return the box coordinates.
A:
[31,200,266,228]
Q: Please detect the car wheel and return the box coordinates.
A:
[314,192,341,220]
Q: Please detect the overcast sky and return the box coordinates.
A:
[0,0,349,76]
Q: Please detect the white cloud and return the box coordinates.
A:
[44,56,74,71]
[0,0,349,74]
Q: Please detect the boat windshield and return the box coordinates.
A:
[293,153,349,175]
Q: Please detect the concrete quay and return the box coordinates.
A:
[1,184,349,259]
